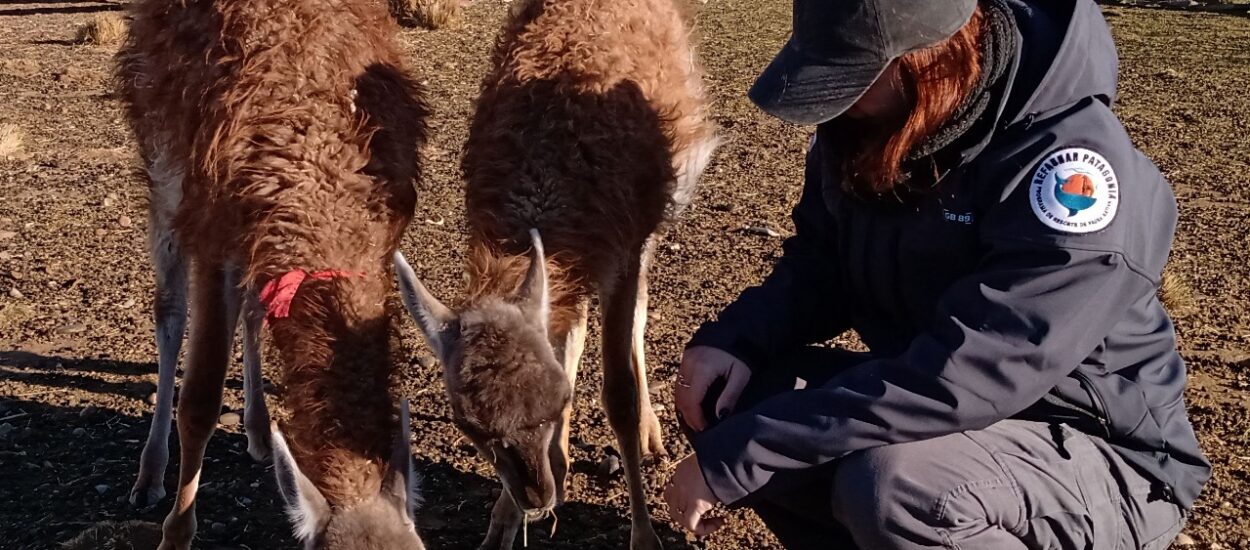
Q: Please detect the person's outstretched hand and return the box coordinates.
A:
[675,346,751,432]
[664,454,725,537]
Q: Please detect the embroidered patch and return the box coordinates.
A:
[1029,147,1119,234]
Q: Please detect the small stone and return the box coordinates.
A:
[0,251,10,261]
[666,243,682,252]
[210,522,227,533]
[0,423,14,438]
[653,404,667,412]
[95,228,108,237]
[146,392,158,405]
[94,484,109,495]
[239,497,252,506]
[8,288,22,299]
[118,215,133,228]
[102,197,115,208]
[218,412,241,427]
[741,224,782,238]
[1173,533,1197,547]
[648,380,667,395]
[42,461,52,469]
[648,311,662,322]
[0,230,15,241]
[118,298,136,309]
[79,406,96,418]
[115,495,127,503]
[72,427,87,437]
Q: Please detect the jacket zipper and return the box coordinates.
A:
[1072,370,1112,439]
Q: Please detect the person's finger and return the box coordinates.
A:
[713,361,749,420]
[692,514,726,537]
[675,360,715,432]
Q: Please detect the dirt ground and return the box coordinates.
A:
[0,1,1247,549]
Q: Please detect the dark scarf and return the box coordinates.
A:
[908,0,1018,162]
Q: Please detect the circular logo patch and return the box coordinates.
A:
[1029,148,1119,234]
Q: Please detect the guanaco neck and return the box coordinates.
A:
[464,240,584,340]
[268,275,400,506]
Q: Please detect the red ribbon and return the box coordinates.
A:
[259,269,365,320]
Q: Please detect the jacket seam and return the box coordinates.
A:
[983,237,1159,284]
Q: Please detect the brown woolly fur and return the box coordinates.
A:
[117,0,429,515]
[389,0,463,30]
[76,13,127,46]
[464,241,584,338]
[465,0,716,307]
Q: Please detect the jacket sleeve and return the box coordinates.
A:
[693,238,1159,505]
[686,145,850,369]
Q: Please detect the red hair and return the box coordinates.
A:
[839,6,985,197]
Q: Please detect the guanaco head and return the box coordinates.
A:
[394,229,570,516]
[270,401,425,550]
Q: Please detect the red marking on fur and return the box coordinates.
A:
[260,270,365,320]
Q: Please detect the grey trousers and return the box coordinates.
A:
[703,348,1188,550]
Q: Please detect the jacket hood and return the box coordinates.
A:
[1003,0,1120,125]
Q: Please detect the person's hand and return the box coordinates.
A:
[663,454,725,537]
[675,346,751,432]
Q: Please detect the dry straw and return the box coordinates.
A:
[0,124,23,158]
[61,520,163,550]
[389,0,462,30]
[75,13,127,46]
[1158,267,1197,318]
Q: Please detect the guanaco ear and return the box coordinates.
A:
[393,251,460,365]
[381,398,421,520]
[271,424,331,541]
[519,228,549,331]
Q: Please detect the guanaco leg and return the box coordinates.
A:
[158,263,234,550]
[600,248,662,550]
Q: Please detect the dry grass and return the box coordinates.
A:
[0,124,23,158]
[74,13,127,46]
[389,0,462,30]
[61,520,162,550]
[1159,267,1198,318]
[0,303,33,331]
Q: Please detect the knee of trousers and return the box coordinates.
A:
[831,442,1005,548]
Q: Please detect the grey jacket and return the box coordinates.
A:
[688,0,1210,509]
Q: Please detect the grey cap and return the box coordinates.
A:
[749,0,978,125]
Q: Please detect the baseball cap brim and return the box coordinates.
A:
[748,38,891,126]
